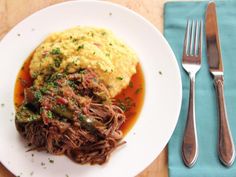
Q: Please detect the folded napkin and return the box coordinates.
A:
[164,1,236,176]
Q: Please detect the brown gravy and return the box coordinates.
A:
[14,55,145,135]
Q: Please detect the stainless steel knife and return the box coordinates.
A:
[206,1,235,167]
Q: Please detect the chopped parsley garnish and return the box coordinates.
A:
[79,69,86,74]
[29,115,38,121]
[54,58,62,68]
[47,82,57,88]
[93,51,96,55]
[79,114,85,122]
[129,82,133,88]
[51,48,61,55]
[72,58,79,65]
[109,43,112,46]
[77,44,84,51]
[40,87,48,94]
[116,77,123,80]
[135,88,142,94]
[117,97,134,112]
[47,111,53,119]
[119,104,126,112]
[31,72,38,78]
[47,73,64,82]
[68,80,77,89]
[48,158,54,163]
[101,32,106,36]
[59,105,67,112]
[34,91,42,101]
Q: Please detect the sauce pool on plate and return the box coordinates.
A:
[14,55,145,135]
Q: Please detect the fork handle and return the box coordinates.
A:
[214,75,235,167]
[182,74,198,167]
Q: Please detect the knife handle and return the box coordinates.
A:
[182,74,198,167]
[214,75,235,167]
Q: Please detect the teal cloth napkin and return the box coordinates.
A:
[164,1,236,176]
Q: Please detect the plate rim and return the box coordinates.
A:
[0,0,182,176]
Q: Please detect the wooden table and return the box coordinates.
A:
[0,0,167,176]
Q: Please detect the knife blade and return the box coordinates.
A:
[206,1,235,167]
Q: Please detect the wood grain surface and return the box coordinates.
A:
[0,0,168,177]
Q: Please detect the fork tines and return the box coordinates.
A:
[183,19,203,63]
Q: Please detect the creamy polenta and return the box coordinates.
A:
[30,27,138,97]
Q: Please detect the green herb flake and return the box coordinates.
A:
[31,72,38,78]
[109,43,112,46]
[129,82,133,88]
[40,87,48,94]
[116,77,123,80]
[119,103,126,112]
[34,91,42,101]
[79,114,85,122]
[79,69,86,74]
[93,51,96,55]
[48,158,54,163]
[51,48,61,55]
[77,44,84,51]
[72,38,77,42]
[54,58,62,68]
[47,82,57,88]
[135,88,142,94]
[29,115,37,121]
[59,105,67,112]
[68,80,77,89]
[101,32,106,36]
[1,103,5,107]
[47,111,53,119]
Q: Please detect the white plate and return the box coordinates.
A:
[0,1,182,177]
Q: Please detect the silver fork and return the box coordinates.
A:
[181,19,203,167]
